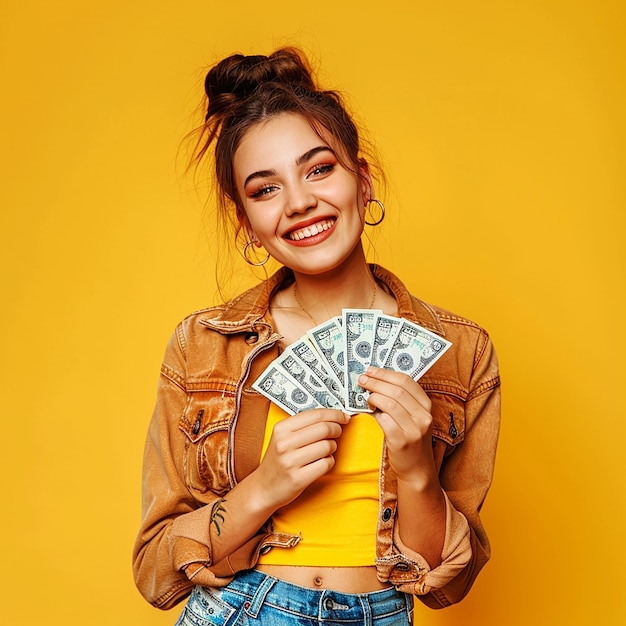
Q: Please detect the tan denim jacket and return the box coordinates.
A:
[133,265,500,611]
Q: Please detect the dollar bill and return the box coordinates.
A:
[370,313,402,368]
[343,309,382,412]
[252,364,323,416]
[306,317,345,389]
[254,312,454,416]
[289,338,345,406]
[274,350,343,410]
[382,319,452,381]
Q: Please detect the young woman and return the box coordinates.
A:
[133,48,501,625]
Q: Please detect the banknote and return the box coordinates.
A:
[252,364,323,416]
[274,350,343,410]
[254,313,453,416]
[343,309,382,412]
[306,317,345,388]
[289,339,345,406]
[370,313,403,368]
[382,319,451,381]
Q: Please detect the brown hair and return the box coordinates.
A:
[191,47,382,235]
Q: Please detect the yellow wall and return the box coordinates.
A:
[1,1,624,624]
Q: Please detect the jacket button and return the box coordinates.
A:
[244,332,259,344]
[382,507,393,522]
[192,409,204,435]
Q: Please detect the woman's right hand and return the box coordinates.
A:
[254,409,350,511]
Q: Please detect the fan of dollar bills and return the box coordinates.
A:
[253,310,452,415]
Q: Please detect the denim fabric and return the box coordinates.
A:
[174,570,413,625]
[134,264,500,610]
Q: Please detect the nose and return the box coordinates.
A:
[284,180,317,216]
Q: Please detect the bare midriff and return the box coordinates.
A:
[255,564,391,593]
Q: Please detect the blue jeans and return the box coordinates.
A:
[174,569,413,625]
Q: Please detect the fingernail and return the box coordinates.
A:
[358,374,368,384]
[367,366,378,374]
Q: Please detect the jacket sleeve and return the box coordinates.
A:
[383,329,501,607]
[131,328,270,610]
[420,330,500,607]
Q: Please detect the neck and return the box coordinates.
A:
[291,246,377,320]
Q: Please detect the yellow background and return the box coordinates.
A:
[1,1,624,624]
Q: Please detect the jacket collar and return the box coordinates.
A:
[199,264,446,337]
[370,265,446,336]
[198,267,292,334]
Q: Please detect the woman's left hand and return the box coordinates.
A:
[359,366,446,567]
[357,366,437,486]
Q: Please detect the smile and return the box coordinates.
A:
[287,218,336,241]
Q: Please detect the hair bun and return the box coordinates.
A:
[204,48,316,120]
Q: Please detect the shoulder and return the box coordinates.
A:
[162,304,226,361]
[374,264,489,339]
[161,271,290,382]
[409,295,500,398]
[176,267,293,341]
[414,297,492,351]
[171,269,290,351]
[372,264,497,378]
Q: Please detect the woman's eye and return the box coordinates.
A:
[308,163,334,178]
[250,185,277,198]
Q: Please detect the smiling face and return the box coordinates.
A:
[233,113,372,276]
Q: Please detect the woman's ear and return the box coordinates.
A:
[357,158,374,203]
[237,208,260,246]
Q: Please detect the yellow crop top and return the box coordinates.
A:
[256,403,384,566]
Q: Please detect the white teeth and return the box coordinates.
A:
[289,219,334,241]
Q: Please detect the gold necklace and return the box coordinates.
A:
[293,279,377,326]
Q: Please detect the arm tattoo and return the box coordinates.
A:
[210,498,227,536]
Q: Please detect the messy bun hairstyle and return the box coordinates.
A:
[191,47,380,230]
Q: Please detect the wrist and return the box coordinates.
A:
[395,460,441,494]
[246,467,286,516]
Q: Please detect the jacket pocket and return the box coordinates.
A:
[428,391,466,469]
[179,390,236,496]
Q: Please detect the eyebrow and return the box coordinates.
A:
[243,145,334,187]
[296,145,334,166]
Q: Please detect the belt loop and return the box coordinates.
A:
[358,593,373,625]
[245,573,276,618]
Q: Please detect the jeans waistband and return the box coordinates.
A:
[210,569,411,621]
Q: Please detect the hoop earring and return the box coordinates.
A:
[365,198,385,226]
[242,241,270,266]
